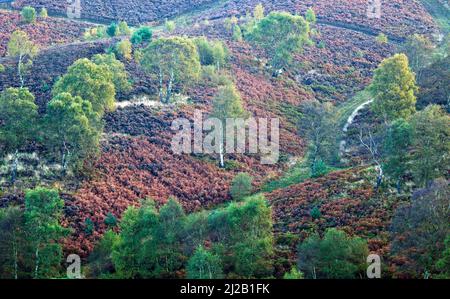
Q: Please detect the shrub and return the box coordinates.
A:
[115,40,132,60]
[106,23,120,37]
[104,213,117,227]
[39,8,48,18]
[310,206,322,220]
[165,20,176,33]
[85,218,94,235]
[232,25,243,42]
[376,33,388,44]
[230,173,253,200]
[118,21,131,36]
[311,159,328,178]
[131,26,153,45]
[283,267,304,279]
[21,6,36,24]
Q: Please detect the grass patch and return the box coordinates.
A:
[262,160,314,192]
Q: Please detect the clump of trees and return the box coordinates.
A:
[362,52,449,191]
[0,54,129,178]
[0,188,68,279]
[92,53,132,94]
[297,229,368,279]
[410,105,449,187]
[140,37,201,103]
[246,11,313,70]
[52,58,116,116]
[193,37,229,71]
[390,179,449,278]
[0,88,38,183]
[87,195,274,279]
[359,44,449,278]
[44,93,102,174]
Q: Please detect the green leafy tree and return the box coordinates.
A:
[52,58,115,116]
[370,53,418,123]
[0,64,5,73]
[24,188,68,279]
[436,235,450,278]
[230,173,253,200]
[228,195,274,278]
[310,206,322,220]
[383,118,413,191]
[210,83,248,167]
[92,53,131,93]
[0,88,38,153]
[154,198,186,277]
[112,198,186,278]
[247,12,312,69]
[311,159,328,178]
[84,218,94,236]
[21,6,36,24]
[44,93,102,173]
[88,230,119,278]
[112,202,159,278]
[416,54,449,111]
[182,211,209,256]
[141,37,201,103]
[401,34,435,81]
[298,229,368,279]
[7,30,38,87]
[0,88,38,183]
[410,105,450,187]
[0,206,25,279]
[298,100,339,173]
[187,246,224,279]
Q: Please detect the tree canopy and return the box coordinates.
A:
[370,54,418,123]
[247,11,312,69]
[52,58,116,116]
[141,37,201,103]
